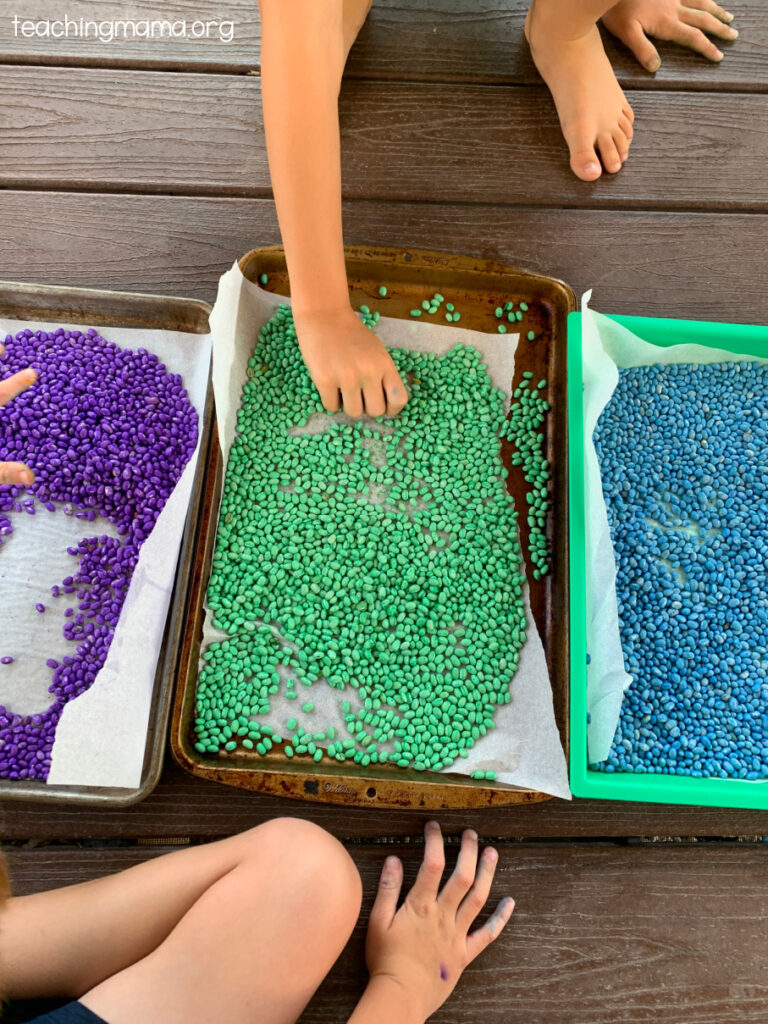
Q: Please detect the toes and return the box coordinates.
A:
[569,138,603,181]
[597,133,623,174]
[681,7,738,41]
[618,113,634,143]
[623,103,635,125]
[674,23,724,60]
[613,128,630,164]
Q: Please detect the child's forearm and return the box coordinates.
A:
[259,0,351,315]
[348,976,426,1024]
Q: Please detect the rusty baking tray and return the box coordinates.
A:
[172,245,574,809]
[0,280,213,807]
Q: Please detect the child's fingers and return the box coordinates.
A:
[456,845,498,932]
[0,462,34,487]
[409,820,445,905]
[368,855,404,931]
[466,897,515,962]
[439,829,479,912]
[0,368,37,408]
[680,6,738,40]
[362,380,387,419]
[383,369,408,417]
[686,0,734,22]
[315,379,342,413]
[341,387,364,419]
[619,19,661,72]
[671,21,724,59]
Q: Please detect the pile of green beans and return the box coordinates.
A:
[194,304,528,773]
[502,373,551,578]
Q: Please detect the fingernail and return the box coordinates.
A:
[486,846,499,862]
[728,27,738,37]
[505,897,516,912]
[647,56,661,72]
[725,11,734,22]
[24,368,37,384]
[466,829,478,841]
[20,469,34,486]
[714,49,724,60]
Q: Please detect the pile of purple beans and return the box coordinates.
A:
[0,326,198,781]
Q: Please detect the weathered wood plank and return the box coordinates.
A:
[349,0,764,91]
[0,192,765,324]
[0,65,266,195]
[4,843,768,1023]
[1,69,766,208]
[1,760,767,838]
[0,0,764,93]
[337,83,768,210]
[303,843,768,1024]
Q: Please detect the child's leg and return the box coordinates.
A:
[526,0,635,181]
[2,819,362,1024]
[343,0,372,60]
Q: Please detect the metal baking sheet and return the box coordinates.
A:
[172,246,573,809]
[0,280,213,807]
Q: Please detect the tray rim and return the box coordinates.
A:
[568,309,768,809]
[0,279,214,807]
[171,243,575,809]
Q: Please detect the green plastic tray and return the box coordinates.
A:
[568,311,768,809]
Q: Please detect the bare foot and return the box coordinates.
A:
[602,0,738,72]
[525,0,635,181]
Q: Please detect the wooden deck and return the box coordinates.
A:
[1,2,767,1021]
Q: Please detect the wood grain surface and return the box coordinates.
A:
[4,842,768,1023]
[0,193,766,324]
[1,761,767,839]
[0,0,766,919]
[0,0,764,92]
[1,69,767,208]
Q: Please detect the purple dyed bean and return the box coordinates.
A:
[0,325,198,780]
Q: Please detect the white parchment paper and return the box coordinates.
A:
[206,262,570,799]
[581,292,768,762]
[0,318,211,789]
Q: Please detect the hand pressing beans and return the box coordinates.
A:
[594,361,768,780]
[0,327,197,781]
[195,305,527,773]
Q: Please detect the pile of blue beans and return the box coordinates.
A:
[593,361,768,779]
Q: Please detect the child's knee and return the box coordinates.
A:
[240,818,362,916]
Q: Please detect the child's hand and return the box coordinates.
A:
[293,306,408,420]
[0,358,36,486]
[602,0,737,70]
[362,821,514,1023]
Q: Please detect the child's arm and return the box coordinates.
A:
[258,0,408,419]
[348,822,515,1024]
